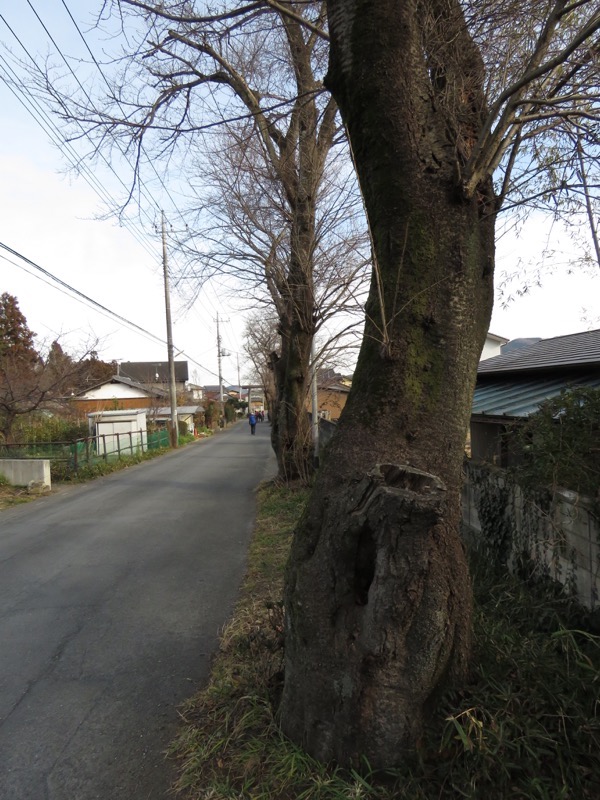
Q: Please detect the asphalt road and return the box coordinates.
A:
[0,420,274,800]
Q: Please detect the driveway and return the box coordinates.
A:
[0,421,274,799]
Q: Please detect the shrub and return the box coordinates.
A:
[511,387,600,497]
[14,414,88,444]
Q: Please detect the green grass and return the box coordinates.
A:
[169,484,600,800]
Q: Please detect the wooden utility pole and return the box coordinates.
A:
[311,339,319,467]
[161,211,178,447]
[216,313,225,427]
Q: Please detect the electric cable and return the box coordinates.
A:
[0,45,159,261]
[59,0,188,229]
[0,241,235,384]
[2,8,160,239]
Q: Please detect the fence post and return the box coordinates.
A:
[102,434,107,462]
[117,431,121,461]
[85,436,90,466]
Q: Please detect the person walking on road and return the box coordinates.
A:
[248,412,257,435]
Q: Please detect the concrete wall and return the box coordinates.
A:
[463,461,599,610]
[0,459,51,488]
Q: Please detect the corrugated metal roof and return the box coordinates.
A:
[478,328,600,374]
[472,373,600,418]
[153,406,203,415]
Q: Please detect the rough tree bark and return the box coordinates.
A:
[267,12,337,482]
[280,0,496,766]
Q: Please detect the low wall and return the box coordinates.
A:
[463,461,599,610]
[0,459,51,489]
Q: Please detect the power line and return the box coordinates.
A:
[0,240,235,384]
[1,4,231,333]
[0,9,160,244]
[24,0,163,230]
[0,239,166,346]
[0,8,242,385]
[0,44,159,262]
[59,0,188,228]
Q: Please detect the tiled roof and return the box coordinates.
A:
[74,375,168,398]
[120,361,189,383]
[478,329,600,374]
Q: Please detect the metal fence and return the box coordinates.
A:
[0,429,171,473]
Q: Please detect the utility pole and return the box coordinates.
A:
[311,339,319,467]
[216,313,225,427]
[161,211,178,447]
[216,314,223,406]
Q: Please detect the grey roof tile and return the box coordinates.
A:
[478,329,600,374]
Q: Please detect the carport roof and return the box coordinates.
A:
[472,373,600,419]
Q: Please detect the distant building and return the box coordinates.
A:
[203,385,227,403]
[480,331,509,361]
[119,361,189,394]
[186,384,204,402]
[72,375,168,413]
[306,368,351,422]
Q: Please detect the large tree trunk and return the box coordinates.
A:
[269,183,316,482]
[269,19,334,482]
[279,0,496,767]
[270,300,313,483]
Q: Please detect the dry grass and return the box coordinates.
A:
[168,482,600,800]
[0,482,38,510]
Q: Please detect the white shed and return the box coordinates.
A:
[87,409,148,457]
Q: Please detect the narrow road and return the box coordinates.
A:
[0,421,274,800]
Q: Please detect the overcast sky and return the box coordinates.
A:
[1,0,598,387]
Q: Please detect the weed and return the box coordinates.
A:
[169,484,600,800]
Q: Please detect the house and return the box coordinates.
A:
[306,368,352,421]
[480,331,510,361]
[147,405,204,435]
[470,328,600,467]
[71,375,168,414]
[203,385,227,403]
[119,361,189,395]
[186,383,204,402]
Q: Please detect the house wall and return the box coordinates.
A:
[72,397,157,413]
[77,384,149,400]
[72,382,159,414]
[470,419,528,469]
[462,461,599,610]
[151,412,195,434]
[305,389,348,421]
[481,335,507,361]
[470,420,507,465]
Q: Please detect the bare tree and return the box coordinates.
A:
[40,0,364,481]
[0,294,103,442]
[32,0,600,767]
[176,119,368,473]
[243,310,278,420]
[278,0,600,768]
